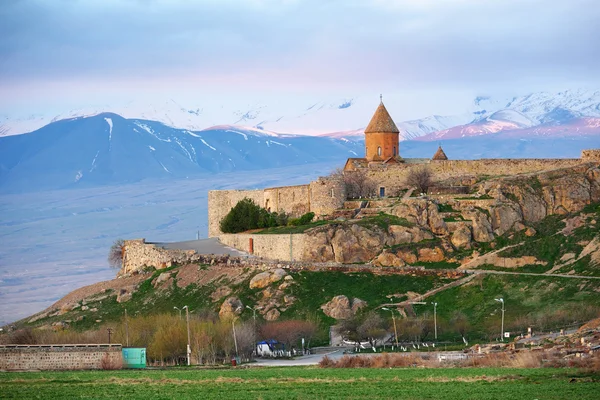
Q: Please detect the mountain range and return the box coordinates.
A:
[2,89,600,140]
[0,89,599,193]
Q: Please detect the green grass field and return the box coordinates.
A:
[1,367,598,399]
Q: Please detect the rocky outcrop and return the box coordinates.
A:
[303,221,432,264]
[219,297,244,319]
[249,268,288,289]
[390,199,448,235]
[451,224,472,249]
[321,295,367,320]
[463,209,494,242]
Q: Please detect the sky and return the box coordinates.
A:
[1,0,599,123]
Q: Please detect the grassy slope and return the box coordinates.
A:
[1,367,598,400]
[19,204,600,344]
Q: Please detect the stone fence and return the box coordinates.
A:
[0,344,122,371]
[120,238,468,278]
[219,233,308,261]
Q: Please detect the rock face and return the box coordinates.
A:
[219,297,244,319]
[249,268,288,289]
[303,221,432,264]
[451,224,472,249]
[463,209,494,242]
[321,295,367,320]
[390,199,448,235]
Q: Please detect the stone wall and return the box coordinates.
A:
[208,177,346,237]
[582,149,600,162]
[208,189,264,238]
[264,184,311,216]
[368,158,582,197]
[219,233,308,261]
[0,344,122,371]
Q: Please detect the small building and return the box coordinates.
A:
[432,145,448,161]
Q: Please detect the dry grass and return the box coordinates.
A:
[319,351,600,370]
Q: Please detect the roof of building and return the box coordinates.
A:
[364,102,400,134]
[432,146,448,160]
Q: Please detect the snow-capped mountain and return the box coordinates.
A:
[0,113,362,192]
[2,89,599,141]
[414,89,600,141]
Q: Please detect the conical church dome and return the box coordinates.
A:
[364,102,399,134]
[432,146,448,160]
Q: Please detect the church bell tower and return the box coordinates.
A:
[364,96,400,162]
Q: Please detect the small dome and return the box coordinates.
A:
[364,102,399,134]
[432,146,448,160]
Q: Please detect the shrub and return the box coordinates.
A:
[299,212,315,225]
[220,198,269,233]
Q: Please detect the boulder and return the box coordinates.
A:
[451,224,472,249]
[219,297,244,319]
[524,227,537,237]
[351,298,368,314]
[264,308,281,321]
[250,269,289,289]
[396,250,418,265]
[373,251,406,267]
[117,289,133,303]
[464,209,494,242]
[418,247,445,263]
[250,272,272,289]
[490,203,523,236]
[321,295,367,320]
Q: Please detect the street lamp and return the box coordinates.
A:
[381,307,399,350]
[494,298,505,342]
[173,306,182,319]
[232,306,243,359]
[246,305,261,356]
[431,302,438,341]
[182,305,191,365]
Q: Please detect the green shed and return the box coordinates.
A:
[122,348,146,369]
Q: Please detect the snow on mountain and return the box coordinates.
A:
[0,113,363,193]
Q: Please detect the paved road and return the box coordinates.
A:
[252,349,347,366]
[465,269,600,280]
[151,238,251,257]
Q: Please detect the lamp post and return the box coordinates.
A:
[182,305,191,365]
[173,306,182,319]
[246,305,261,357]
[232,306,243,359]
[431,302,438,341]
[494,298,505,342]
[381,307,399,350]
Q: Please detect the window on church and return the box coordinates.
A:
[393,146,396,156]
[377,146,382,156]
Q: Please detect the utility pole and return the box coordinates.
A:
[124,309,129,347]
[495,298,505,341]
[107,328,113,344]
[382,308,399,350]
[183,305,191,365]
[246,305,261,357]
[431,302,438,341]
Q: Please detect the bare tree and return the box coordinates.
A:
[450,311,471,340]
[330,168,376,199]
[260,320,318,353]
[357,312,387,350]
[405,167,432,195]
[108,239,124,269]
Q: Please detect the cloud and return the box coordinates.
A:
[0,0,599,101]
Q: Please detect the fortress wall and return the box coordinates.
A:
[208,189,264,237]
[0,345,122,371]
[582,149,600,162]
[368,158,581,196]
[309,177,347,216]
[264,184,311,217]
[121,239,198,275]
[219,233,307,261]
